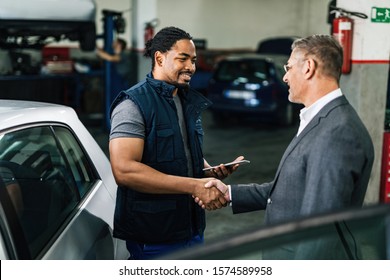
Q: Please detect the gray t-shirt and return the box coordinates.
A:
[110,99,144,140]
[110,96,194,176]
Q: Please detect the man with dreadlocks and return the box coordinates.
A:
[109,26,243,259]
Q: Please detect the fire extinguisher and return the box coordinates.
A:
[333,15,353,74]
[144,18,160,44]
[329,6,368,74]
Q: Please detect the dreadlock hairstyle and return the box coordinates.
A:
[144,26,193,70]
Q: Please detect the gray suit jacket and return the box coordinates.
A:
[230,95,374,259]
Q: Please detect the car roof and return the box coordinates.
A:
[0,99,78,130]
[256,36,300,55]
[219,53,289,65]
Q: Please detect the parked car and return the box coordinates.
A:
[0,100,127,259]
[206,53,301,126]
[167,203,390,260]
[0,0,96,51]
[256,36,299,55]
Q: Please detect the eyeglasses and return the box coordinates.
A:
[284,58,314,73]
[283,64,292,73]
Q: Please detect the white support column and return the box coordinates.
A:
[131,0,157,81]
[338,0,390,204]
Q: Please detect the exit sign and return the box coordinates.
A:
[371,7,390,23]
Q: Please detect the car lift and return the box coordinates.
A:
[99,10,126,130]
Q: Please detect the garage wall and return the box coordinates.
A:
[91,0,331,51]
[156,0,330,49]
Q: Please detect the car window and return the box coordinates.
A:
[215,60,269,83]
[52,126,97,198]
[0,125,98,259]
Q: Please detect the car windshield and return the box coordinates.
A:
[215,59,269,83]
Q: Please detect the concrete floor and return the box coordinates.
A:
[86,110,299,244]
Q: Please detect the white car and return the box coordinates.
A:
[0,100,127,259]
[0,0,96,51]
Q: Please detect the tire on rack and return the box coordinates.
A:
[79,23,96,51]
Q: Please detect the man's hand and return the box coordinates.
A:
[203,156,244,180]
[193,179,227,211]
[194,179,230,210]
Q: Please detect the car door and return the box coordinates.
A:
[0,124,117,259]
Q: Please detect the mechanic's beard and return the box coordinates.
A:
[170,81,190,92]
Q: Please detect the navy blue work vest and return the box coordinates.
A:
[111,73,212,243]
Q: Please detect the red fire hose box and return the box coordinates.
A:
[380,131,390,203]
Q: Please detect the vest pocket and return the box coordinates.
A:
[130,199,189,243]
[156,128,174,162]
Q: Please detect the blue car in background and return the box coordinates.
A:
[207,53,301,126]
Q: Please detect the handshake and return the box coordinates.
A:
[193,178,230,211]
[193,156,246,210]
